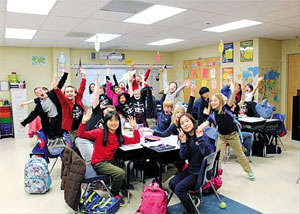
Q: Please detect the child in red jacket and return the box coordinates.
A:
[54,69,86,140]
[78,111,140,205]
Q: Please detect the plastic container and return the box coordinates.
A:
[8,73,18,83]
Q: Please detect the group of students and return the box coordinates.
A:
[20,63,274,213]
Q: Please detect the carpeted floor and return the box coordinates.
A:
[167,193,262,214]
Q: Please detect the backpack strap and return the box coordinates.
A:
[223,107,243,143]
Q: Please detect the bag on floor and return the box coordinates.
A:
[136,182,168,214]
[24,156,51,194]
[79,190,120,214]
[202,168,223,192]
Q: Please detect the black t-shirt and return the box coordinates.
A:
[86,104,104,131]
[131,97,146,124]
[208,104,237,135]
[116,102,134,118]
[245,101,257,117]
[72,103,83,131]
[99,94,112,106]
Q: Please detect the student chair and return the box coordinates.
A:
[81,164,112,198]
[35,130,65,173]
[168,150,226,213]
[266,113,287,151]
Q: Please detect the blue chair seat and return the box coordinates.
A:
[48,147,65,157]
[83,164,109,184]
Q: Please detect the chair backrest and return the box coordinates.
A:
[272,113,287,136]
[194,150,220,191]
[272,113,285,122]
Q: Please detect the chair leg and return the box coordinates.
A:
[296,177,300,184]
[188,193,200,214]
[209,180,223,204]
[99,180,113,198]
[277,136,286,151]
[199,188,203,202]
[49,157,58,173]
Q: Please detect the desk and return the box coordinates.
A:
[238,117,280,157]
[141,135,182,187]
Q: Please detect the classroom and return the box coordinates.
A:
[0,0,299,213]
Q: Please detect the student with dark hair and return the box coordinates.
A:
[192,86,210,124]
[77,111,140,205]
[244,76,264,102]
[20,70,69,140]
[116,93,134,119]
[169,113,212,214]
[89,83,95,94]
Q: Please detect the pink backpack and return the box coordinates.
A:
[202,168,223,191]
[136,182,168,214]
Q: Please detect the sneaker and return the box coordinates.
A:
[192,197,201,208]
[248,172,256,181]
[114,194,126,207]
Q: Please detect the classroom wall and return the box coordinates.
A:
[258,38,282,111]
[281,38,300,115]
[170,38,259,101]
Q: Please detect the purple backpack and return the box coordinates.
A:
[136,182,168,214]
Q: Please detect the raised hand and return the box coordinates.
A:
[52,72,58,89]
[82,111,92,124]
[191,83,196,92]
[177,128,186,143]
[80,69,86,78]
[258,76,264,82]
[196,126,204,138]
[233,82,240,94]
[241,82,246,92]
[128,116,138,130]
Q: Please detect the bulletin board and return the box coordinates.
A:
[183,57,221,102]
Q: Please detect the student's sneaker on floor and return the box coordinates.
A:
[248,172,256,181]
[114,194,126,207]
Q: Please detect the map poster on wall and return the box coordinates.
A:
[222,43,233,63]
[222,67,234,86]
[240,40,253,62]
[31,56,46,65]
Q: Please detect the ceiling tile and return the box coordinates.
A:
[40,16,83,31]
[29,40,56,47]
[0,12,4,28]
[91,10,133,21]
[0,0,6,12]
[4,39,31,47]
[5,13,46,29]
[33,30,67,40]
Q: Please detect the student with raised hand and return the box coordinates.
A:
[78,111,140,206]
[169,113,212,214]
[199,83,255,181]
[141,83,196,137]
[20,69,69,140]
[131,64,152,90]
[244,76,264,102]
[161,65,188,105]
[54,69,86,140]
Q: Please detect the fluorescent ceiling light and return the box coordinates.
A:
[203,19,262,33]
[5,28,37,39]
[148,38,184,46]
[85,34,121,43]
[124,4,186,24]
[7,0,56,15]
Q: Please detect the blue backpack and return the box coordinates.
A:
[24,156,51,194]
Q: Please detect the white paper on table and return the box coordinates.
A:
[238,117,266,123]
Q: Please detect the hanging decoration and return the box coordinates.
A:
[156,52,161,62]
[94,35,100,52]
[219,40,224,54]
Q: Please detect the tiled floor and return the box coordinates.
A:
[0,133,299,213]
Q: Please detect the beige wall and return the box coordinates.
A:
[281,38,300,115]
[258,38,282,111]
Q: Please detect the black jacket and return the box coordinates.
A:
[21,72,68,135]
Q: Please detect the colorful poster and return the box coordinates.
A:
[211,79,217,89]
[202,68,208,78]
[210,68,216,78]
[201,79,207,87]
[192,68,197,78]
[222,43,233,63]
[184,69,189,78]
[222,67,234,86]
[31,56,46,65]
[240,40,253,62]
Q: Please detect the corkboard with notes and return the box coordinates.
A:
[183,57,221,102]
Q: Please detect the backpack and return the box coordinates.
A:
[201,168,223,192]
[79,190,120,214]
[136,182,168,214]
[24,156,51,194]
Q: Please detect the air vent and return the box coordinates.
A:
[100,0,152,13]
[66,32,94,38]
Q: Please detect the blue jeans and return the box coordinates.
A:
[241,132,254,156]
[169,170,198,214]
[255,99,273,119]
